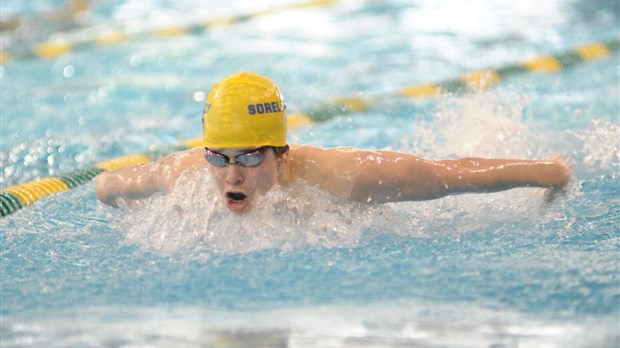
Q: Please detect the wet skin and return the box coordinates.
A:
[95,145,571,211]
[205,147,281,214]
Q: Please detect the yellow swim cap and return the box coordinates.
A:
[202,72,287,148]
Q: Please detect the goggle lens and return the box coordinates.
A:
[204,147,268,168]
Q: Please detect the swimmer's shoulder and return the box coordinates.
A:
[286,145,360,180]
[154,147,207,175]
[288,144,357,157]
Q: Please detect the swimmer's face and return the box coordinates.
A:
[204,147,280,214]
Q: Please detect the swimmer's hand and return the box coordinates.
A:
[95,172,125,208]
[543,154,572,203]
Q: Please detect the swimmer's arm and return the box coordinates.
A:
[95,147,204,207]
[95,162,165,207]
[352,152,572,203]
[288,146,571,203]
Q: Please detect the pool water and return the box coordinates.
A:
[1,0,619,346]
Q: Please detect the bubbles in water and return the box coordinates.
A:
[192,91,206,102]
[63,65,75,78]
[129,55,143,67]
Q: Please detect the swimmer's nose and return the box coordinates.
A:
[225,165,244,185]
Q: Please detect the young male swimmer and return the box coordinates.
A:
[95,72,571,213]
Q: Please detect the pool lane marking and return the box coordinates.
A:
[0,192,24,216]
[1,38,618,217]
[0,0,337,64]
[93,154,152,171]
[302,37,620,119]
[3,178,70,206]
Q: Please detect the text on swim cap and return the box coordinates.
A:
[247,101,284,115]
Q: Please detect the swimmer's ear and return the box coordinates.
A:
[274,145,290,158]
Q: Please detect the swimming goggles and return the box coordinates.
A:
[203,147,269,167]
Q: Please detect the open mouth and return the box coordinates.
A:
[225,192,249,212]
[226,192,247,202]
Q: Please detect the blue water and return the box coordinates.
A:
[1,0,619,346]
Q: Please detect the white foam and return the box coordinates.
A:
[119,169,375,257]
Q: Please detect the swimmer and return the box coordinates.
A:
[95,72,572,213]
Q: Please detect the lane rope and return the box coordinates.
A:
[1,38,618,217]
[296,37,620,123]
[0,0,337,64]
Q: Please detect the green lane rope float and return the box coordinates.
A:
[1,38,618,217]
[0,0,337,64]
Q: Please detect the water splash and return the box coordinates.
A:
[410,90,534,159]
[409,89,619,175]
[117,169,376,257]
[115,165,561,258]
[578,119,620,172]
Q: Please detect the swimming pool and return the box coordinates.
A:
[1,0,619,346]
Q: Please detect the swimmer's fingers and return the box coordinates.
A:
[551,154,574,188]
[543,154,573,203]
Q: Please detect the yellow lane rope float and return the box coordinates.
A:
[0,0,337,64]
[1,38,618,217]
